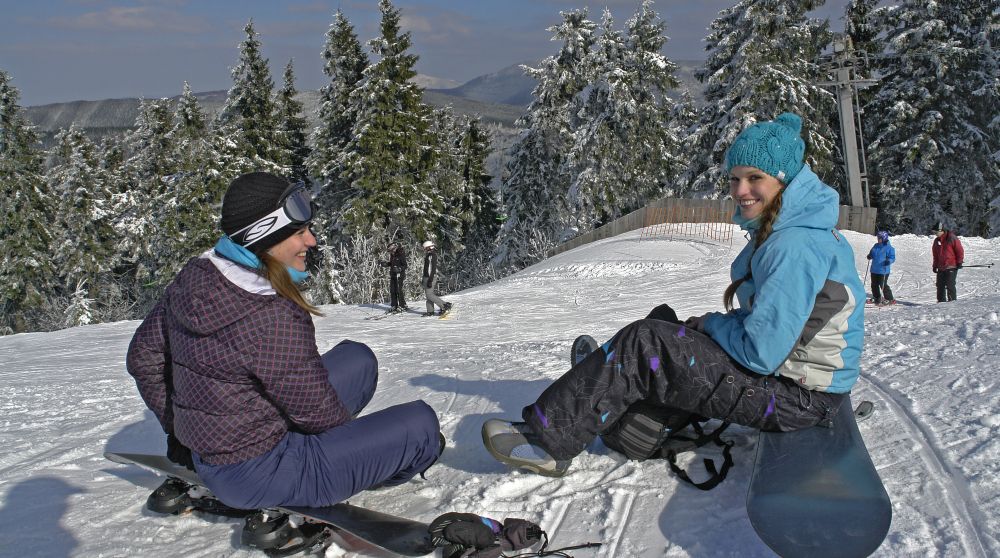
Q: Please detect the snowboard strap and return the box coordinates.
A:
[661,421,735,491]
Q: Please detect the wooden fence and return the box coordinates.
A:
[548,197,878,257]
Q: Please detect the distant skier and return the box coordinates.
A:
[866,230,896,305]
[931,221,964,302]
[482,113,865,477]
[420,240,452,317]
[125,172,442,511]
[380,241,408,312]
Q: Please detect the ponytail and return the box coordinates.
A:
[723,189,784,312]
[259,252,323,316]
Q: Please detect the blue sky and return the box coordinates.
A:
[1,0,853,106]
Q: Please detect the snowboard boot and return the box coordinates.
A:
[481,420,570,477]
[438,302,453,316]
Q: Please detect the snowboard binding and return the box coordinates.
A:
[241,511,331,556]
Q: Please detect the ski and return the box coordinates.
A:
[746,395,891,557]
[105,452,435,557]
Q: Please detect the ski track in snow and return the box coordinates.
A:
[1,229,999,557]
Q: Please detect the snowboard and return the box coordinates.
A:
[571,334,599,366]
[746,395,892,557]
[104,452,436,557]
[438,305,454,320]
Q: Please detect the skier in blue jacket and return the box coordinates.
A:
[867,231,896,305]
[483,113,866,477]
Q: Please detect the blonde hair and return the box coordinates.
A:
[259,252,323,316]
[723,189,784,312]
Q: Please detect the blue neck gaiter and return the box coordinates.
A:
[214,236,310,284]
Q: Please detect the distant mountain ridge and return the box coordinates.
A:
[428,59,705,107]
[23,61,705,145]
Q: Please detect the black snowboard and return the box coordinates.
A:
[571,334,599,366]
[105,452,435,557]
[746,395,891,557]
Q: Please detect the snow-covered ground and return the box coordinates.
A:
[1,228,998,557]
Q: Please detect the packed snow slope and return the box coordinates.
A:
[1,228,998,558]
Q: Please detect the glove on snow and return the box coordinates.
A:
[429,513,542,558]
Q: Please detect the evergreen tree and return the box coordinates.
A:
[494,9,597,268]
[567,2,683,232]
[116,99,176,296]
[157,83,226,283]
[276,60,311,183]
[215,20,284,173]
[680,0,838,198]
[0,70,56,333]
[338,0,432,241]
[49,126,116,309]
[866,0,1000,234]
[311,9,368,227]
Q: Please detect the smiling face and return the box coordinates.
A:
[729,166,784,221]
[266,226,316,272]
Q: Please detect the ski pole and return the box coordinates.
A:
[862,260,870,287]
[962,263,993,268]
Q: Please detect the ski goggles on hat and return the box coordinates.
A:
[231,181,315,247]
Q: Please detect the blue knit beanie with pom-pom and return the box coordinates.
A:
[725,113,806,184]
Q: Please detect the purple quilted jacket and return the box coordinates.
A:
[126,257,350,465]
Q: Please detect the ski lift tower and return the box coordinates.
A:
[818,35,877,213]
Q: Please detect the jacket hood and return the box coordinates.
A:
[734,164,840,232]
[166,258,273,336]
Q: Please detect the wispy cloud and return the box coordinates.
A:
[286,1,332,14]
[48,6,210,34]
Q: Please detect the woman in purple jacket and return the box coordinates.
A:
[126,172,442,511]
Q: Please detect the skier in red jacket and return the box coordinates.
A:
[931,221,964,302]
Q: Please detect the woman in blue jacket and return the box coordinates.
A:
[482,113,866,477]
[867,231,896,305]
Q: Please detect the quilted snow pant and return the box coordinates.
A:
[195,340,441,509]
[523,314,843,461]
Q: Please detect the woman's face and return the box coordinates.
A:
[267,227,316,272]
[729,166,784,221]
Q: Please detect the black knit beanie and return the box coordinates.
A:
[220,171,300,255]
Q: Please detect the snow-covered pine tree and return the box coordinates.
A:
[154,83,226,286]
[567,2,683,232]
[680,0,838,198]
[49,126,116,312]
[311,9,368,230]
[276,60,311,183]
[115,99,176,300]
[866,0,1000,235]
[421,106,466,249]
[448,115,500,291]
[215,20,284,174]
[494,9,597,269]
[0,70,56,333]
[337,0,432,242]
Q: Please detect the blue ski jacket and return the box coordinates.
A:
[703,165,865,393]
[867,241,895,274]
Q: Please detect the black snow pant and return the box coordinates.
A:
[523,312,843,461]
[936,268,958,302]
[389,269,407,309]
[870,273,894,304]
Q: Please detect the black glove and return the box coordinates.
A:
[429,513,542,558]
[866,254,872,260]
[167,433,195,471]
[884,259,890,265]
[957,264,963,269]
[645,303,680,324]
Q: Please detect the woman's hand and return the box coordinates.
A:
[684,314,709,332]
